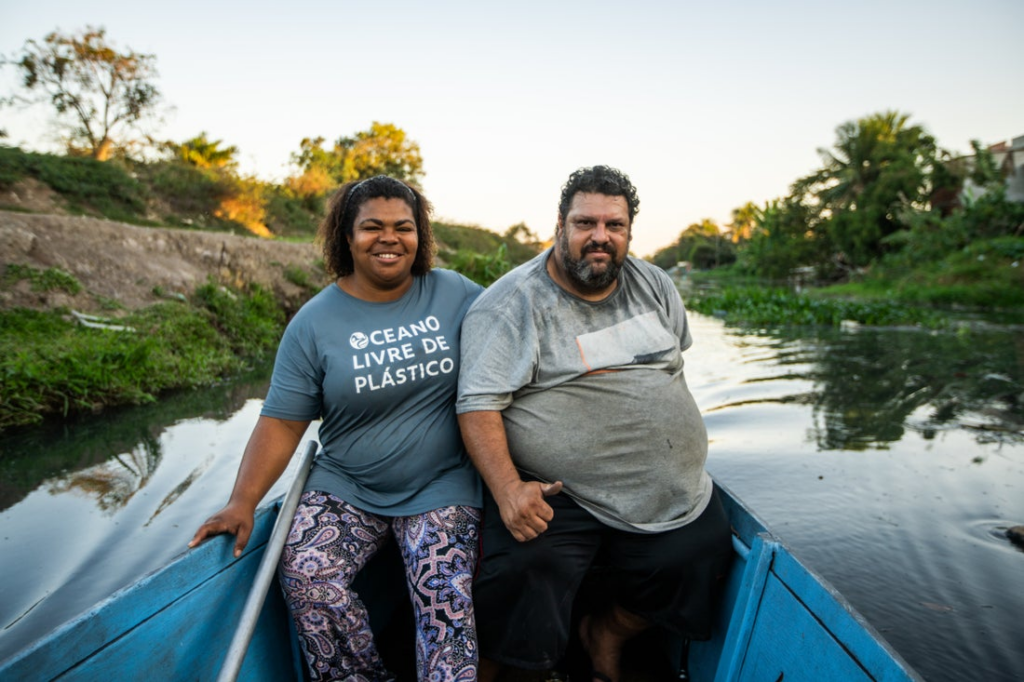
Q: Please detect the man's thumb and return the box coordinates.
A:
[541,480,563,496]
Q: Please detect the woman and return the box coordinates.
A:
[190,176,484,681]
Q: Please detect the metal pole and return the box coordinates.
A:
[216,439,318,682]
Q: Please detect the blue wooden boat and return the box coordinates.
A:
[0,447,922,681]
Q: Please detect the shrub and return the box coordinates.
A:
[446,243,512,287]
[214,176,270,237]
[3,264,82,294]
[140,160,224,220]
[0,146,145,220]
[265,190,321,237]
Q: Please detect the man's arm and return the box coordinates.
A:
[458,410,562,542]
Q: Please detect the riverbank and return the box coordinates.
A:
[0,211,325,430]
[0,204,535,430]
[0,210,323,315]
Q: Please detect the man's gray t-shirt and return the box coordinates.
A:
[263,269,484,516]
[456,250,712,533]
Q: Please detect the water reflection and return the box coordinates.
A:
[0,361,317,662]
[1,317,1022,680]
[724,325,1024,451]
[0,363,274,513]
[686,315,1024,682]
[47,438,160,514]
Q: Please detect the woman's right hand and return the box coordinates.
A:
[188,416,310,557]
[188,501,256,558]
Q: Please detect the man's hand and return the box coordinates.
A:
[188,501,256,558]
[495,479,563,542]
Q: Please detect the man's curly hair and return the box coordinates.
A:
[558,165,641,225]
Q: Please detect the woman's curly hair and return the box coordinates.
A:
[319,175,435,278]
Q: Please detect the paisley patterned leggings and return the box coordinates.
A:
[279,491,480,682]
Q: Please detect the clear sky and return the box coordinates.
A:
[2,0,1022,257]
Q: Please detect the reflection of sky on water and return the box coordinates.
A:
[1,314,1022,680]
[686,313,1024,682]
[0,390,319,661]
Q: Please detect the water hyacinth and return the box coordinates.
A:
[683,286,945,329]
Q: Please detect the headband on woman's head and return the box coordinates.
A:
[340,176,419,232]
[339,179,367,233]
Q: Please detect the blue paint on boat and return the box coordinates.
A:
[0,482,922,681]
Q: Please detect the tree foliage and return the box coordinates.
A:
[666,111,1024,310]
[649,218,734,270]
[792,111,937,268]
[735,198,825,280]
[6,27,163,161]
[503,222,542,248]
[291,121,424,190]
[169,132,238,169]
[727,202,758,243]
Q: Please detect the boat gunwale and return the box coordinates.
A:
[0,481,924,681]
[0,501,282,679]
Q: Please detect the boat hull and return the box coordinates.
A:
[0,483,921,681]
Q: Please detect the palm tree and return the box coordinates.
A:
[793,111,937,266]
[175,132,239,169]
[727,202,759,243]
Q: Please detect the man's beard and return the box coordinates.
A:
[558,230,624,293]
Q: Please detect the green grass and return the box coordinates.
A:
[266,191,322,236]
[0,281,287,430]
[0,148,544,251]
[446,243,513,286]
[192,280,284,357]
[823,236,1024,310]
[4,264,83,294]
[434,221,538,266]
[684,235,1024,326]
[0,146,146,221]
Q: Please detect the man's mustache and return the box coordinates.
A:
[582,242,616,255]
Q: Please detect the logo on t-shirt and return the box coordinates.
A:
[349,332,369,350]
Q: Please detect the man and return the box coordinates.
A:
[456,165,732,682]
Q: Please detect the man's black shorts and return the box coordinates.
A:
[473,484,733,670]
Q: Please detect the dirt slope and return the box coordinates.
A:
[0,209,324,315]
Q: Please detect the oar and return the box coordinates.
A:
[217,439,319,682]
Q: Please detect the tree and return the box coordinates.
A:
[504,222,541,247]
[6,27,163,160]
[793,111,937,267]
[648,219,733,270]
[292,121,424,187]
[727,202,759,243]
[737,198,825,280]
[171,132,238,169]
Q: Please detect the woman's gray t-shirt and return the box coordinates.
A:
[263,269,484,515]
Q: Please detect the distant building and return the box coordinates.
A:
[963,134,1024,203]
[665,261,691,281]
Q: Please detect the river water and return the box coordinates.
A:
[1,312,1022,680]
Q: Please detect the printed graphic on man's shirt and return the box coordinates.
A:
[349,315,455,393]
[575,311,677,372]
